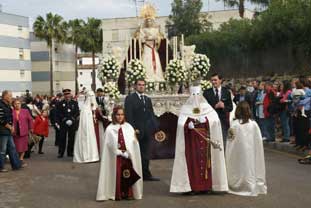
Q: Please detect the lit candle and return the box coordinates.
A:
[166,37,168,66]
[173,37,175,59]
[181,34,184,58]
[134,38,136,59]
[126,34,129,68]
[139,39,142,60]
[129,37,132,61]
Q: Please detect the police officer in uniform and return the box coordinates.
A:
[50,92,63,146]
[55,89,79,158]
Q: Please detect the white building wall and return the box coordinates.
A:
[0,47,31,60]
[0,70,31,81]
[0,12,31,96]
[0,23,29,39]
[31,33,76,95]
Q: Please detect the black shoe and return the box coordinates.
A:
[143,176,160,181]
[38,152,44,154]
[67,154,73,157]
[57,155,63,158]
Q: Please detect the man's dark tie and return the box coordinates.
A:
[215,88,219,102]
[140,95,146,111]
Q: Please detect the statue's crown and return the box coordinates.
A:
[140,3,157,20]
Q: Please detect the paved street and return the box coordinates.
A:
[1,129,311,208]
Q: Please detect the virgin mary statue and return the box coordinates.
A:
[135,4,166,82]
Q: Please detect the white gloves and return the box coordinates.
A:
[116,150,130,159]
[55,123,60,129]
[188,121,195,129]
[116,150,123,156]
[188,117,206,129]
[65,120,73,126]
[198,116,206,123]
[122,151,129,159]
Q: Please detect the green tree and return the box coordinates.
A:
[67,19,85,94]
[33,13,67,96]
[217,0,270,18]
[168,0,210,37]
[187,0,311,75]
[79,18,102,91]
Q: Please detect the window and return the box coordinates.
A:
[19,48,24,60]
[18,26,23,31]
[55,82,60,91]
[54,47,58,53]
[79,72,83,75]
[80,84,83,87]
[20,70,25,78]
[78,59,83,65]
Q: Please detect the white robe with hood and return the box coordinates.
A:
[73,90,99,163]
[226,119,267,196]
[96,122,143,201]
[170,86,229,193]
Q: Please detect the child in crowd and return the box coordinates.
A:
[291,82,307,117]
[33,110,49,154]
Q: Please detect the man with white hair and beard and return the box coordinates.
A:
[170,86,228,194]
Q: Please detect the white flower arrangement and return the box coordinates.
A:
[159,82,166,92]
[126,59,146,85]
[190,54,211,81]
[200,80,212,91]
[146,82,156,92]
[165,59,188,86]
[103,82,121,100]
[97,56,120,82]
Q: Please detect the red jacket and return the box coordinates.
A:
[263,89,276,118]
[33,115,49,137]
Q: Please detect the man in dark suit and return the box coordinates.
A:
[203,73,233,148]
[124,79,160,181]
[96,88,107,116]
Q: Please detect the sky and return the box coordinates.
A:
[0,0,258,23]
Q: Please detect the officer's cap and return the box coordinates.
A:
[62,89,71,95]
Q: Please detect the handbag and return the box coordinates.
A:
[28,133,42,146]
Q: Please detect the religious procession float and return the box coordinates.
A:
[97,4,212,159]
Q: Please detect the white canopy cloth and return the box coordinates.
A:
[170,86,229,193]
[226,119,267,196]
[73,90,99,163]
[96,122,143,201]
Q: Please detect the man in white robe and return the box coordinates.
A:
[226,119,267,196]
[170,86,228,193]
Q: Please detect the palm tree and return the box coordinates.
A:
[218,0,270,18]
[33,13,67,96]
[67,19,85,94]
[79,18,102,91]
